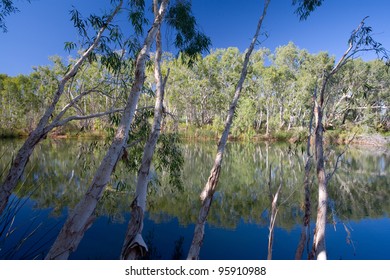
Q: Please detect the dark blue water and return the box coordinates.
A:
[0,140,389,259]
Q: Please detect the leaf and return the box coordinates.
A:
[292,0,324,21]
[64,41,76,53]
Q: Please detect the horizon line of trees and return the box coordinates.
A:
[1,42,389,139]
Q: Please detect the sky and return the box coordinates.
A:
[0,0,389,76]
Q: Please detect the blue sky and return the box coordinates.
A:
[1,0,389,76]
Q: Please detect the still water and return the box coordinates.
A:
[0,139,389,260]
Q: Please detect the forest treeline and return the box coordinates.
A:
[1,42,389,141]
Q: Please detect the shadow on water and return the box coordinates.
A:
[0,139,389,259]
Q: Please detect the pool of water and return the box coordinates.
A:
[0,139,389,259]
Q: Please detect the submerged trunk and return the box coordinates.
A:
[295,99,315,260]
[187,0,271,260]
[267,165,281,260]
[0,1,123,216]
[310,79,328,260]
[121,1,167,259]
[311,102,328,260]
[45,0,169,260]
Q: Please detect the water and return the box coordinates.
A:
[0,139,389,259]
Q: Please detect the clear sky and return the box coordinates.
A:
[1,0,389,76]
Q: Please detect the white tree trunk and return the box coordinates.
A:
[0,1,123,216]
[311,99,328,260]
[266,105,270,136]
[45,0,169,260]
[295,100,314,260]
[121,0,168,260]
[187,0,271,260]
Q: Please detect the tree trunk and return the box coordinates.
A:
[295,98,314,260]
[187,0,271,260]
[0,1,123,216]
[267,165,281,260]
[266,105,270,136]
[311,106,327,260]
[310,80,328,260]
[45,0,169,260]
[121,1,168,260]
[279,101,284,129]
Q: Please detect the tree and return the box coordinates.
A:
[46,0,210,260]
[187,0,271,260]
[0,0,124,216]
[44,0,170,260]
[310,17,389,260]
[120,0,168,260]
[187,0,325,260]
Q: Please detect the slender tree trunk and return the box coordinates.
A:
[295,96,315,260]
[311,79,328,260]
[266,105,270,136]
[187,0,271,260]
[267,180,281,260]
[308,19,370,260]
[121,1,168,260]
[0,1,123,216]
[45,0,169,260]
[279,101,284,129]
[258,109,263,131]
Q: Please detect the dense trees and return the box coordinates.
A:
[2,44,389,141]
[0,0,125,216]
[1,0,389,261]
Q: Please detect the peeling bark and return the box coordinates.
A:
[121,0,168,260]
[0,1,123,216]
[45,0,169,260]
[187,0,271,260]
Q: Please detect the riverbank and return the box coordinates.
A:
[1,126,389,147]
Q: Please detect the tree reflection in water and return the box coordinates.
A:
[0,139,389,259]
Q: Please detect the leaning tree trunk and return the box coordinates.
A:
[310,77,328,260]
[45,0,169,260]
[0,1,123,216]
[121,0,168,260]
[187,0,271,260]
[295,95,315,260]
[267,163,282,260]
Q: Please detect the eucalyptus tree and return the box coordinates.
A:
[46,0,210,260]
[0,0,124,216]
[122,0,211,260]
[187,0,325,260]
[309,17,389,260]
[187,0,271,260]
[120,0,169,259]
[325,58,390,131]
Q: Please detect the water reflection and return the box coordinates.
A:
[0,139,389,259]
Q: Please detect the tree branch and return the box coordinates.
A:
[45,108,123,132]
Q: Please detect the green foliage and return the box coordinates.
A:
[231,97,257,139]
[166,0,211,61]
[64,41,77,53]
[1,44,389,141]
[108,106,184,192]
[292,0,323,20]
[128,0,147,35]
[0,0,30,32]
[155,133,184,191]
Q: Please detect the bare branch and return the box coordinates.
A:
[330,17,368,76]
[326,132,357,183]
[53,86,101,124]
[45,108,123,132]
